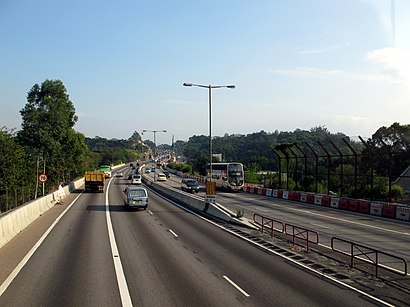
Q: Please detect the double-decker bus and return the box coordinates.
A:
[99,165,112,178]
[208,162,244,191]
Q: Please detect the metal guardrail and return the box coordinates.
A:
[284,223,319,251]
[331,237,408,277]
[253,213,284,238]
[253,214,319,251]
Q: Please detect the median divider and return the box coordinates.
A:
[142,174,256,229]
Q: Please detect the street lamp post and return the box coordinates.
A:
[142,129,167,181]
[183,83,235,191]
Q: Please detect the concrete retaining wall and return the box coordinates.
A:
[0,164,124,249]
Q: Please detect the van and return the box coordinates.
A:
[124,187,148,209]
[181,179,200,193]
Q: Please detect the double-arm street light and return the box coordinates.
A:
[142,129,167,159]
[143,129,167,182]
[183,83,235,188]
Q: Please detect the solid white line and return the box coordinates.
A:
[148,210,153,215]
[105,179,133,307]
[169,229,178,237]
[0,193,82,297]
[298,209,409,236]
[147,188,395,306]
[223,275,250,297]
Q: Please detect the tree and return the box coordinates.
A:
[362,122,410,180]
[17,79,81,190]
[0,128,31,210]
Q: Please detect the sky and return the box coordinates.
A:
[1,0,409,145]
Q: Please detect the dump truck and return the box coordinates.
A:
[84,171,105,192]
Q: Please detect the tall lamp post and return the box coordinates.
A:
[183,83,235,191]
[142,129,167,181]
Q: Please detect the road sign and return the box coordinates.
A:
[204,194,217,203]
[38,174,48,182]
[206,181,216,195]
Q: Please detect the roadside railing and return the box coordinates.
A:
[253,213,284,238]
[253,213,318,251]
[285,223,319,251]
[331,237,408,277]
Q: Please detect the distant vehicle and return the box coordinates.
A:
[84,171,105,193]
[145,168,151,173]
[157,173,167,181]
[116,171,123,177]
[131,174,142,185]
[128,172,134,180]
[130,163,133,167]
[208,162,244,191]
[181,179,200,193]
[123,187,148,210]
[151,167,156,173]
[163,170,171,178]
[99,165,112,178]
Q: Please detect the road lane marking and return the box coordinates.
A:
[223,275,250,297]
[298,209,409,235]
[310,223,334,230]
[148,210,153,215]
[147,187,397,304]
[0,193,82,297]
[106,179,133,307]
[169,229,178,237]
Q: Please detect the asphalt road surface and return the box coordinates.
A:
[0,169,403,306]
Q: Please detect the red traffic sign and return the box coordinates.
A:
[38,174,48,182]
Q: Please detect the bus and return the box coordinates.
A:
[99,165,112,178]
[208,162,244,191]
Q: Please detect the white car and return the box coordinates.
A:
[131,174,142,185]
[157,173,167,181]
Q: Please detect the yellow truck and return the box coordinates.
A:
[84,171,105,193]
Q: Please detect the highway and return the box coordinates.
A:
[159,169,410,274]
[0,166,390,306]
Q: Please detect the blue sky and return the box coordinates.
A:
[1,0,409,145]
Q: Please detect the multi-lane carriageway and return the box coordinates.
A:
[0,166,409,306]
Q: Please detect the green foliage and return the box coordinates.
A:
[17,79,83,189]
[0,128,28,192]
[167,162,192,174]
[391,184,403,201]
[84,135,148,167]
[362,122,410,179]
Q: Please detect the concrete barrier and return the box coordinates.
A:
[142,175,255,228]
[396,206,410,221]
[330,197,339,209]
[0,165,116,249]
[370,202,383,216]
[314,195,322,205]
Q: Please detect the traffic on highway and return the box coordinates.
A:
[1,162,408,306]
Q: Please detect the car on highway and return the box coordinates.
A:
[123,186,148,210]
[145,168,151,173]
[157,173,167,181]
[181,179,200,193]
[115,171,123,177]
[131,174,142,185]
[151,167,156,173]
[128,172,134,180]
[163,170,171,178]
